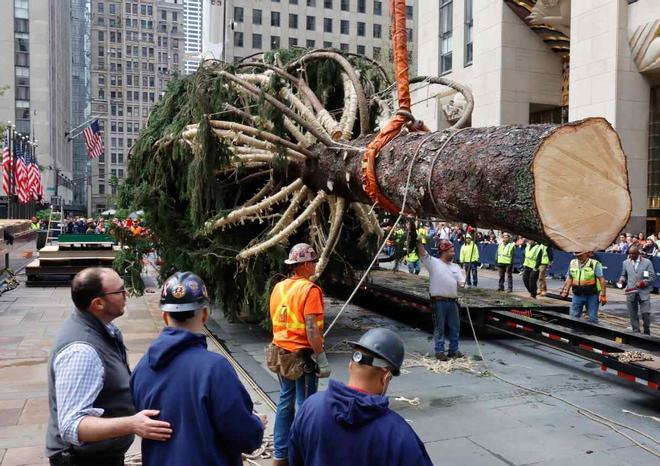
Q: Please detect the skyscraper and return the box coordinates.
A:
[183,0,203,74]
[89,0,185,213]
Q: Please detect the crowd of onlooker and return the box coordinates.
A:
[61,216,147,236]
[605,232,660,257]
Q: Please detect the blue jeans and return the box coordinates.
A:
[570,293,599,324]
[432,300,460,353]
[464,262,478,286]
[273,372,318,460]
[408,260,421,274]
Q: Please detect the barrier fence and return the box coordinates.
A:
[444,242,660,288]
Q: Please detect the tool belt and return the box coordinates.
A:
[571,284,598,296]
[266,343,316,380]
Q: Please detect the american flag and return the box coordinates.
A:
[2,130,10,196]
[83,119,104,159]
[26,150,42,200]
[15,143,29,204]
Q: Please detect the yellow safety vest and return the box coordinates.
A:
[406,250,419,263]
[460,242,479,263]
[417,227,428,244]
[569,258,601,294]
[523,244,541,270]
[497,243,514,265]
[540,245,550,265]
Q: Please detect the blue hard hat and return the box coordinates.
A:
[160,271,209,312]
[349,328,405,376]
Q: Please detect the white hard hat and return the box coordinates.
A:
[284,243,317,264]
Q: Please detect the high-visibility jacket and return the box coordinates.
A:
[406,250,419,263]
[540,245,551,265]
[569,258,602,295]
[30,222,40,231]
[417,227,428,244]
[394,228,405,244]
[270,277,324,352]
[460,242,479,263]
[523,244,541,270]
[497,242,515,265]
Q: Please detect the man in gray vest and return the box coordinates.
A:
[618,245,656,335]
[46,267,172,466]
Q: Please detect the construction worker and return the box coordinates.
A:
[497,232,515,292]
[416,222,466,361]
[268,243,330,466]
[30,216,40,231]
[537,244,554,296]
[459,233,480,287]
[560,252,607,324]
[417,223,429,253]
[405,247,421,274]
[288,328,433,466]
[130,272,265,466]
[618,245,656,334]
[522,239,543,298]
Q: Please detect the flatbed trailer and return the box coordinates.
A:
[341,268,660,392]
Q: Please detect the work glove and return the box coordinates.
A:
[598,294,608,305]
[637,280,647,289]
[315,352,331,378]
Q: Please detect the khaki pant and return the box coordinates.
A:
[537,264,548,294]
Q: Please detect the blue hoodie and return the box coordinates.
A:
[289,379,433,466]
[130,327,264,466]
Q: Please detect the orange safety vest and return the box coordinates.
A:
[270,277,324,352]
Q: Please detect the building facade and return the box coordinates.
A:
[202,0,417,73]
[0,0,74,209]
[183,0,202,73]
[89,0,184,213]
[413,0,660,234]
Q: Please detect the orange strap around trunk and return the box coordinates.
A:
[361,0,426,214]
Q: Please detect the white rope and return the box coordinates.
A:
[463,302,660,458]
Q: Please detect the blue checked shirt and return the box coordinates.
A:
[53,324,119,446]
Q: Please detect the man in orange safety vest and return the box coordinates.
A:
[269,243,330,466]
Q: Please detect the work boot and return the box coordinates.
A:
[643,329,651,336]
[448,350,464,359]
[498,287,504,292]
[435,352,448,361]
[273,459,289,466]
[506,289,513,293]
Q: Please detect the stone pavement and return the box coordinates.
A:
[0,271,274,466]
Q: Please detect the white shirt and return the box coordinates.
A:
[420,252,465,298]
[438,227,451,241]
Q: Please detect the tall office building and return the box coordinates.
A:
[71,0,92,210]
[0,0,74,210]
[183,0,203,74]
[89,0,185,213]
[202,0,417,73]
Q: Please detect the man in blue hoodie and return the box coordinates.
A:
[288,328,433,466]
[130,272,265,466]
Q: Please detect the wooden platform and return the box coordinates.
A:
[25,258,115,286]
[39,245,120,260]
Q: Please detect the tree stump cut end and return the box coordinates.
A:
[533,117,631,252]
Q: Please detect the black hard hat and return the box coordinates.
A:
[349,328,405,376]
[160,271,209,312]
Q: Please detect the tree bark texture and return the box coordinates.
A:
[295,117,630,252]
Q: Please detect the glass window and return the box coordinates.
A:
[324,18,332,33]
[373,46,381,60]
[357,45,365,55]
[14,19,28,33]
[252,33,262,48]
[324,0,332,8]
[440,0,453,73]
[464,0,473,66]
[234,7,244,23]
[306,39,315,48]
[407,28,413,42]
[307,0,316,5]
[290,0,298,4]
[271,36,280,50]
[357,0,365,13]
[306,16,315,31]
[109,3,115,14]
[340,20,349,35]
[98,2,104,13]
[373,24,381,39]
[234,31,244,47]
[271,11,280,27]
[406,5,413,19]
[374,1,382,15]
[340,43,348,51]
[289,37,298,47]
[357,22,365,36]
[341,0,350,11]
[289,14,298,29]
[15,52,28,66]
[323,41,332,48]
[253,9,262,25]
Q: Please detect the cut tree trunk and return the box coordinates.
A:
[294,117,630,252]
